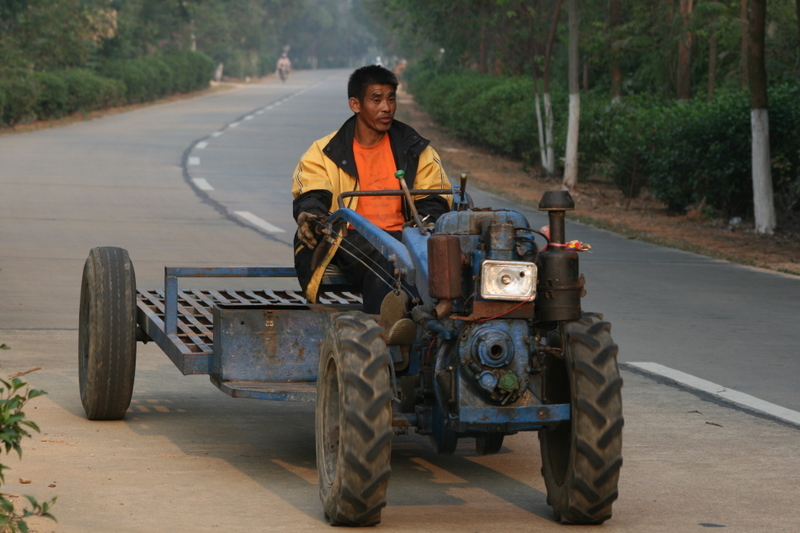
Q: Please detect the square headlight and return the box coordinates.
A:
[480,260,537,301]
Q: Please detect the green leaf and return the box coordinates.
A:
[23,495,39,508]
[20,421,40,433]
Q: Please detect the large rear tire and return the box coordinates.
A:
[316,312,393,526]
[79,247,137,420]
[539,313,623,524]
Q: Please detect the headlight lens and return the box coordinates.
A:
[480,260,537,301]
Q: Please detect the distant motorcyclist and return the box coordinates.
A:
[276,53,292,81]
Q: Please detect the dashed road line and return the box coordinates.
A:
[184,89,311,239]
[192,178,214,191]
[234,211,286,233]
[627,362,800,426]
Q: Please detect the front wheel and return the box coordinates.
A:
[315,312,393,526]
[539,313,624,524]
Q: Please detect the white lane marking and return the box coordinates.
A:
[188,156,200,166]
[229,122,240,128]
[195,141,209,149]
[256,110,265,115]
[234,211,286,233]
[244,115,254,121]
[192,178,214,191]
[211,131,223,137]
[628,362,800,426]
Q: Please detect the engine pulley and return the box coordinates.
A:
[463,324,515,368]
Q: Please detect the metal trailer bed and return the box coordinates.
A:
[135,266,361,402]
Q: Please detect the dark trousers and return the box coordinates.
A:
[294,230,402,315]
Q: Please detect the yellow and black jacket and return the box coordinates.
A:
[291,115,451,222]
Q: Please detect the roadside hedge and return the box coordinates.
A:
[583,85,800,219]
[59,69,126,113]
[0,70,39,126]
[403,61,800,223]
[0,50,214,127]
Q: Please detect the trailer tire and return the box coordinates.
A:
[316,312,392,526]
[79,247,137,420]
[539,313,623,524]
[475,432,504,455]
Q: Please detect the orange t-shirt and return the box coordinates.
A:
[352,134,405,231]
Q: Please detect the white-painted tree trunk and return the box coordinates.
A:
[562,0,580,190]
[544,92,555,176]
[751,108,776,234]
[535,93,548,171]
[563,93,580,189]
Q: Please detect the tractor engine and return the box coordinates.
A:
[417,191,585,451]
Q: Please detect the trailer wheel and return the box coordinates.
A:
[539,313,623,524]
[79,247,137,420]
[475,432,504,455]
[316,312,393,526]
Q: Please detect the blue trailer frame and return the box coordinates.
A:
[136,266,360,401]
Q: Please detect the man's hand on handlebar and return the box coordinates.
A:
[296,212,326,248]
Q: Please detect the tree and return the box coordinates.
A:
[562,0,580,190]
[609,0,623,102]
[677,0,694,99]
[535,0,562,177]
[741,0,749,87]
[0,0,112,71]
[797,0,800,58]
[748,0,776,234]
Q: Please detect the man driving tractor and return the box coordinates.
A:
[291,65,451,314]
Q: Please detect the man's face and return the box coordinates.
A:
[349,84,397,135]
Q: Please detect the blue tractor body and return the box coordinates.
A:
[80,189,623,527]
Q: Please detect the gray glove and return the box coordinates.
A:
[296,212,325,248]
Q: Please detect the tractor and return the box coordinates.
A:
[79,176,623,526]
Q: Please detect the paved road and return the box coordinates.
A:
[1,70,799,532]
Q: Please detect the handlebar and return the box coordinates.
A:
[336,188,457,210]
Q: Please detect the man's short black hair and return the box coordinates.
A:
[347,65,398,100]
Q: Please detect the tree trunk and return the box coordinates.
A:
[562,0,580,190]
[748,0,776,234]
[796,0,800,61]
[531,2,548,173]
[677,0,693,99]
[708,16,718,100]
[741,0,749,88]
[545,93,555,176]
[541,0,563,177]
[610,0,622,103]
[532,52,547,171]
[535,89,547,171]
[583,54,589,91]
[479,18,487,75]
